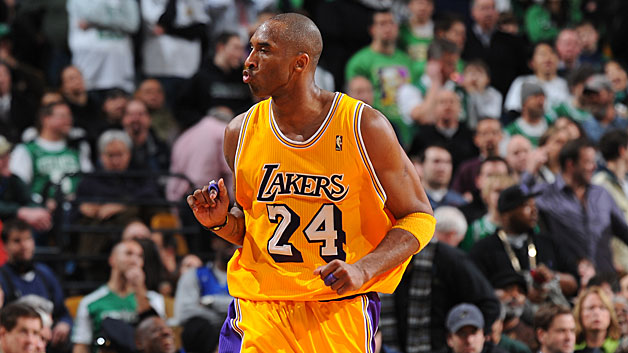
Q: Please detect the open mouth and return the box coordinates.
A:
[243,70,251,83]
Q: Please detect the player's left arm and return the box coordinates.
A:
[315,106,434,295]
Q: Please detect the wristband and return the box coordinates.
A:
[209,215,229,231]
[391,212,436,254]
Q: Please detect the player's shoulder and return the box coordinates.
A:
[357,104,398,144]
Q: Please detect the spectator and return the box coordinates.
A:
[16,295,52,353]
[594,130,628,272]
[135,316,179,353]
[614,296,628,339]
[0,302,43,353]
[100,88,130,131]
[555,28,584,79]
[604,61,628,116]
[470,184,577,298]
[573,286,621,353]
[460,174,516,251]
[492,272,538,351]
[0,135,51,233]
[548,65,595,124]
[526,126,572,185]
[460,60,503,129]
[504,42,570,115]
[433,206,467,247]
[346,75,374,105]
[505,135,533,179]
[409,90,478,172]
[491,305,532,353]
[9,102,93,206]
[380,236,500,352]
[452,117,502,199]
[398,0,434,63]
[121,220,176,296]
[0,62,38,144]
[67,0,140,94]
[459,156,510,223]
[122,100,170,172]
[496,12,520,36]
[176,31,252,129]
[527,138,628,275]
[345,9,414,145]
[59,65,103,142]
[397,39,461,125]
[140,0,209,107]
[554,116,583,140]
[576,22,605,72]
[438,303,507,353]
[462,0,528,97]
[534,304,576,353]
[174,237,235,353]
[76,130,161,256]
[135,79,178,144]
[434,13,466,53]
[504,82,554,147]
[166,107,232,203]
[581,74,628,144]
[72,240,165,353]
[418,145,467,209]
[0,219,72,350]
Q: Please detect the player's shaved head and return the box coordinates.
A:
[265,13,323,65]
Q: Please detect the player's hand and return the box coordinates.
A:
[187,178,230,229]
[314,260,368,296]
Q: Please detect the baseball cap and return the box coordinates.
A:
[446,303,485,333]
[490,271,528,294]
[583,74,613,94]
[0,135,12,155]
[497,184,542,213]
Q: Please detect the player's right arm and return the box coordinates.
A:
[186,112,246,246]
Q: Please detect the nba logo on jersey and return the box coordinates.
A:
[335,135,343,151]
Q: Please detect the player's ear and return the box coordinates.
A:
[294,53,310,72]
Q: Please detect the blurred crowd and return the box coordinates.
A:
[0,0,628,352]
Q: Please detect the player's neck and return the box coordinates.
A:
[271,84,332,124]
[270,86,335,142]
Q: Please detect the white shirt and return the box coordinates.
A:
[141,0,208,78]
[504,75,570,112]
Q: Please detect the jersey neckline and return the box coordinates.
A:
[269,92,342,149]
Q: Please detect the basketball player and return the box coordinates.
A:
[186,13,435,353]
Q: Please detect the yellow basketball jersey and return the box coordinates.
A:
[229,92,410,301]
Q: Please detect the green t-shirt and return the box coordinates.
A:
[460,214,497,252]
[574,337,619,353]
[345,46,415,144]
[72,286,164,352]
[498,334,532,353]
[24,140,81,199]
[504,114,556,147]
[398,23,432,63]
[524,3,582,43]
[548,101,591,123]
